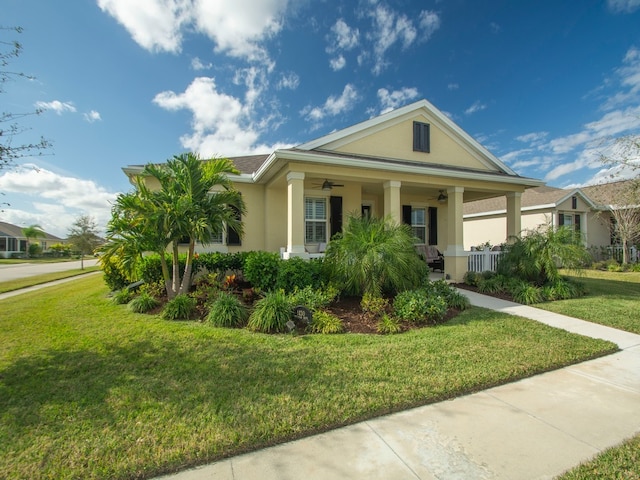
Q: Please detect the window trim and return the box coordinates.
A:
[305,196,328,244]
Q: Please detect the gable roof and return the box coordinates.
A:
[297,99,518,176]
[580,179,639,208]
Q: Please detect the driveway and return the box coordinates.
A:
[0,258,100,282]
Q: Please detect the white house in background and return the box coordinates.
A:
[0,221,64,258]
[463,180,638,251]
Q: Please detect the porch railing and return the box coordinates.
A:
[467,247,503,273]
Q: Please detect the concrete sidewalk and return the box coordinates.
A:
[154,291,640,480]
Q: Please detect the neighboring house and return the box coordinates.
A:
[463,179,639,253]
[123,99,543,282]
[0,221,64,258]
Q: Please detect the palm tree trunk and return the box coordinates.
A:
[171,242,181,299]
[179,240,196,295]
[158,252,172,299]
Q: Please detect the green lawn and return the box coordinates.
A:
[556,434,640,479]
[0,275,616,480]
[0,266,101,294]
[535,270,640,334]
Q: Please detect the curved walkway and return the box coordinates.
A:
[153,290,640,480]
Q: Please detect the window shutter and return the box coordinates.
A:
[574,214,581,232]
[402,205,412,225]
[572,196,577,209]
[227,205,241,246]
[413,121,430,153]
[428,207,438,245]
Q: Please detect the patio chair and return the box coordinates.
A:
[416,245,445,272]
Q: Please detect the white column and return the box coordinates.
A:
[443,186,467,282]
[286,172,306,256]
[383,180,401,223]
[506,192,522,243]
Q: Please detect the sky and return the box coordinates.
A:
[2,0,640,238]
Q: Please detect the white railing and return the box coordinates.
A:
[467,247,503,273]
[589,245,640,263]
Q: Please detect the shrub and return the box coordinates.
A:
[111,289,133,305]
[243,251,281,291]
[207,292,248,328]
[509,281,543,305]
[307,310,344,334]
[276,256,323,292]
[288,285,338,311]
[360,292,389,317]
[248,290,292,333]
[102,256,130,291]
[393,289,447,324]
[323,214,428,297]
[463,270,480,287]
[376,314,402,334]
[161,294,197,320]
[128,292,160,313]
[476,276,507,294]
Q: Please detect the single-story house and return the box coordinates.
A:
[124,99,543,282]
[463,179,639,254]
[0,221,64,258]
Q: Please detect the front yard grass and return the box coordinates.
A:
[0,266,101,294]
[535,270,640,334]
[0,275,617,480]
[556,433,640,479]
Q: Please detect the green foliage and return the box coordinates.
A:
[28,243,42,257]
[243,251,281,291]
[161,294,197,320]
[360,292,389,317]
[139,280,165,299]
[138,253,186,284]
[288,285,338,310]
[111,289,133,305]
[323,214,428,297]
[47,243,72,257]
[497,224,591,286]
[207,292,248,328]
[509,281,543,305]
[477,275,510,294]
[376,314,402,334]
[247,290,292,333]
[102,256,131,291]
[307,310,344,334]
[275,256,324,292]
[128,292,160,313]
[393,289,447,324]
[463,270,480,287]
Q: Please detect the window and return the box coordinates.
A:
[226,205,241,246]
[559,213,581,232]
[411,208,426,244]
[413,121,430,153]
[305,197,327,243]
[572,196,577,209]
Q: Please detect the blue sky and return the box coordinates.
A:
[2,0,640,237]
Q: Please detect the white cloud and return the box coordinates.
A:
[153,76,291,156]
[300,84,359,125]
[84,110,102,123]
[464,101,487,115]
[607,0,640,13]
[96,0,190,53]
[447,83,459,91]
[327,19,359,52]
[0,164,119,236]
[329,55,346,71]
[377,87,419,114]
[191,57,212,70]
[98,0,289,63]
[516,131,549,144]
[276,72,300,90]
[35,100,76,115]
[365,5,440,75]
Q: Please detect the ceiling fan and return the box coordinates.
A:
[312,179,344,191]
[427,189,448,204]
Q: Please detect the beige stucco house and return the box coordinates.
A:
[124,99,543,282]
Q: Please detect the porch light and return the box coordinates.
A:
[322,180,332,191]
[437,190,448,204]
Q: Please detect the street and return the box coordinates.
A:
[0,259,100,282]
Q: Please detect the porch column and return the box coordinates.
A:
[286,172,306,257]
[443,186,467,282]
[383,180,401,223]
[506,192,522,243]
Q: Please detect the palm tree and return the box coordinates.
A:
[21,224,45,258]
[323,214,428,297]
[101,153,245,299]
[497,223,591,286]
